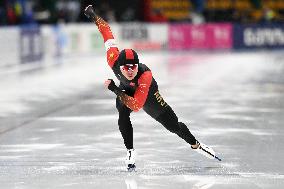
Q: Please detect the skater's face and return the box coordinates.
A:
[120,64,138,80]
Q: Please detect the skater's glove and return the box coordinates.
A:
[107,79,122,95]
[107,79,117,91]
[84,5,97,20]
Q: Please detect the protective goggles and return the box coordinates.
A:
[120,64,138,71]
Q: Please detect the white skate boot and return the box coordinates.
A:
[125,149,136,171]
[192,142,221,161]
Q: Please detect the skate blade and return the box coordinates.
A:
[199,145,222,161]
[127,164,136,172]
[215,156,222,161]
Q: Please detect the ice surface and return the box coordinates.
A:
[0,51,284,188]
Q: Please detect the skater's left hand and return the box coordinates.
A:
[104,79,117,91]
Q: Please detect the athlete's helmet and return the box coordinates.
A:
[118,49,139,66]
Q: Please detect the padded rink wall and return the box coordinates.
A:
[0,23,284,67]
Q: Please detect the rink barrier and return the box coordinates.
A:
[0,27,19,68]
[1,23,284,68]
[42,24,105,58]
[20,26,43,64]
[119,23,168,50]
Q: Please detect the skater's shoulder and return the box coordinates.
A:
[138,63,151,72]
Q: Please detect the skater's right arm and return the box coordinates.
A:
[84,5,119,68]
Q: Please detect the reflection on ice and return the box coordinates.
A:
[192,178,215,189]
[125,178,138,189]
[0,143,64,152]
[124,175,215,189]
[43,115,117,122]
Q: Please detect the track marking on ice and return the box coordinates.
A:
[43,166,69,171]
[39,128,60,132]
[197,128,275,136]
[42,115,117,122]
[0,143,64,152]
[98,132,122,139]
[208,114,256,121]
[236,172,284,179]
[0,155,26,160]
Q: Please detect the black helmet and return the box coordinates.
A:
[118,49,139,66]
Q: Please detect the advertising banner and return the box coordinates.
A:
[188,24,210,49]
[42,25,67,60]
[169,24,191,50]
[50,24,105,56]
[0,27,20,67]
[207,23,232,49]
[41,23,168,54]
[233,24,284,49]
[20,26,43,64]
[169,23,232,50]
[118,23,168,50]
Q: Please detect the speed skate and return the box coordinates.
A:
[125,149,136,172]
[124,143,221,172]
[127,164,136,172]
[193,142,222,161]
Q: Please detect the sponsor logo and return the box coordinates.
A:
[20,27,43,63]
[154,91,168,107]
[244,28,284,46]
[169,24,232,50]
[171,28,185,42]
[191,27,206,41]
[214,27,230,41]
[122,25,148,40]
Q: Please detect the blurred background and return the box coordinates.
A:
[1,0,284,24]
[0,0,283,67]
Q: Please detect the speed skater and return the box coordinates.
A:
[84,4,221,171]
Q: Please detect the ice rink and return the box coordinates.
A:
[0,51,284,189]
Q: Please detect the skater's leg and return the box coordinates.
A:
[155,107,197,146]
[155,107,221,161]
[116,98,137,169]
[116,97,133,150]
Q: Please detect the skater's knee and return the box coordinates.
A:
[176,122,187,135]
[178,122,197,145]
[178,122,186,128]
[165,122,180,134]
[162,122,188,135]
[118,114,133,133]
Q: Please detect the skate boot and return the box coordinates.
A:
[192,141,221,161]
[125,149,136,172]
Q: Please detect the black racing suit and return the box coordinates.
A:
[96,16,197,149]
[113,63,197,149]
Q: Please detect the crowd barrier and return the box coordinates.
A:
[0,22,283,67]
